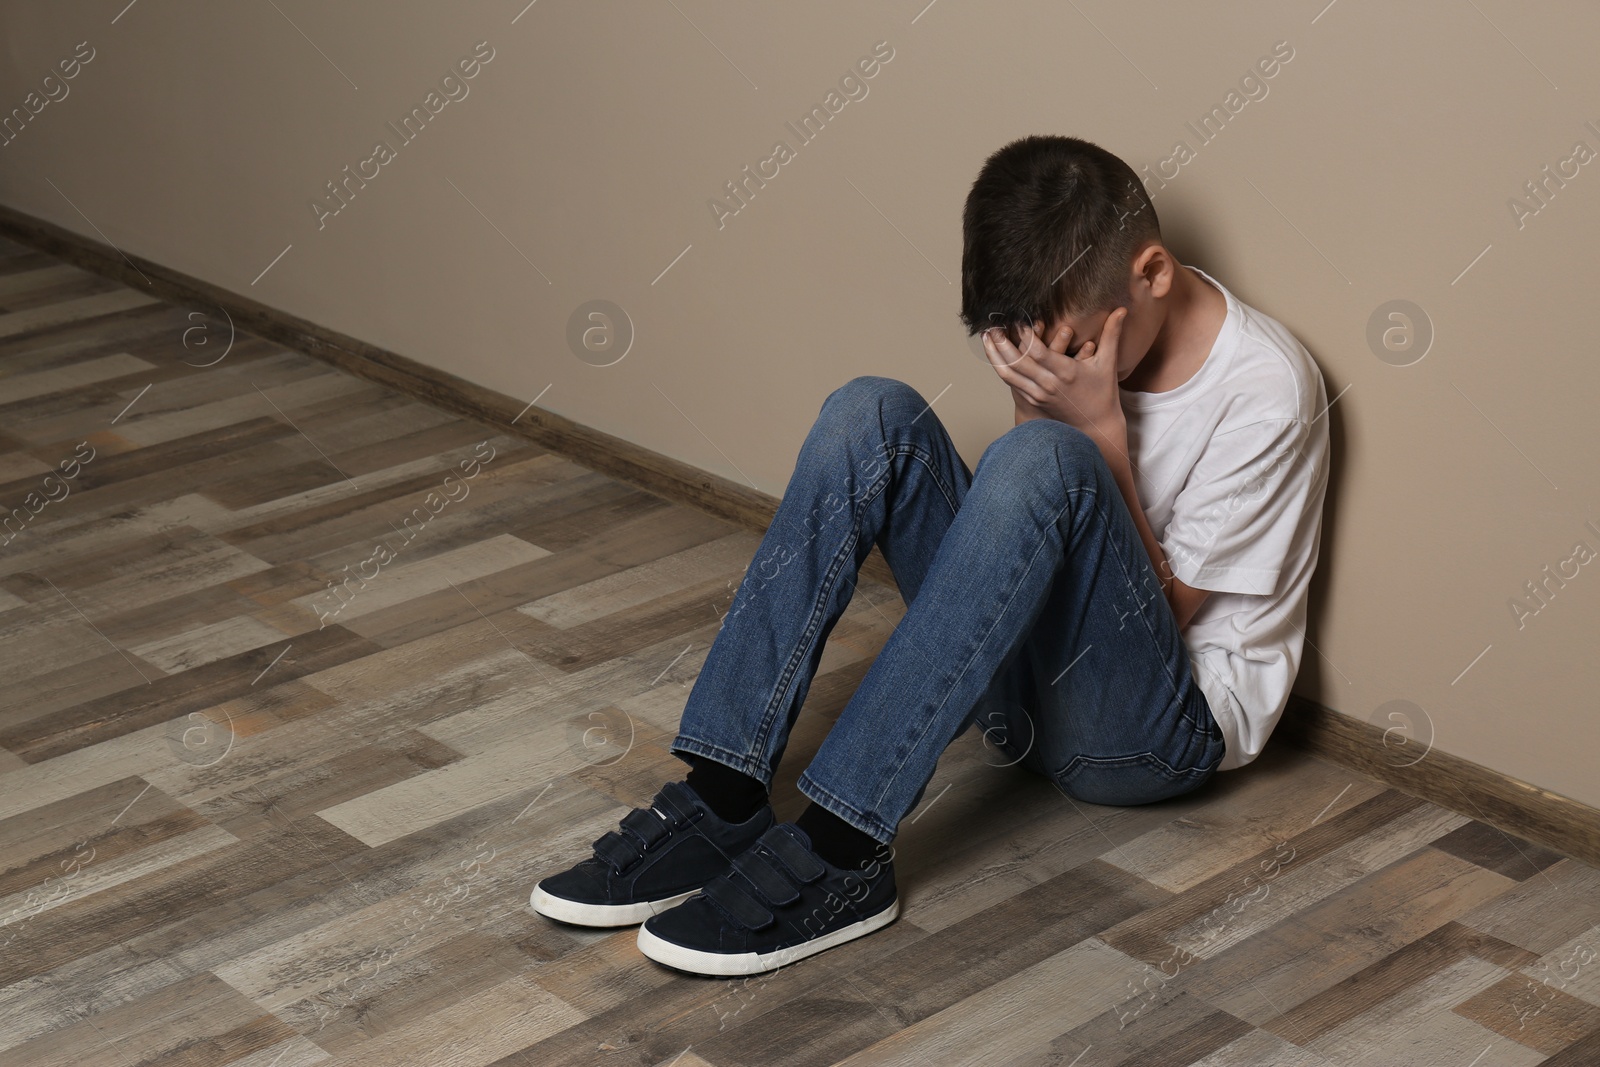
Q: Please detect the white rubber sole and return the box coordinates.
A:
[529,884,699,927]
[636,898,900,975]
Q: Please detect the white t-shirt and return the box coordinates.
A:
[1119,265,1330,771]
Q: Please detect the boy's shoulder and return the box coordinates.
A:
[1201,267,1325,428]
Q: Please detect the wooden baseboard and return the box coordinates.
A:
[4,201,1597,870]
[1278,694,1600,869]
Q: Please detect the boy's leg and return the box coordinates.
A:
[797,416,1226,844]
[631,411,1223,973]
[976,513,1228,808]
[669,375,975,786]
[533,375,978,929]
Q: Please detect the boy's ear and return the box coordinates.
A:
[1134,242,1175,298]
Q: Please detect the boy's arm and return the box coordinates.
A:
[1091,427,1211,633]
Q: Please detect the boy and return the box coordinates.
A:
[530,134,1330,977]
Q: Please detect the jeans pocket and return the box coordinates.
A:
[1055,751,1216,807]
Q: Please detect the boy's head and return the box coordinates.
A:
[961,135,1171,378]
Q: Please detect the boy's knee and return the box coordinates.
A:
[989,418,1099,469]
[820,375,921,423]
[1005,416,1091,443]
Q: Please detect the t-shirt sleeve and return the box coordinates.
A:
[1160,417,1316,597]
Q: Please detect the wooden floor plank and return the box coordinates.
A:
[0,262,102,303]
[827,937,1149,1067]
[1430,818,1569,882]
[1545,928,1600,1009]
[1007,991,1255,1067]
[1099,787,1432,965]
[0,288,162,341]
[0,624,383,762]
[841,857,1168,1030]
[0,350,159,408]
[1178,847,1518,1027]
[515,532,755,629]
[1099,763,1388,894]
[1302,954,1537,1066]
[1,971,303,1067]
[1455,858,1600,956]
[1261,921,1538,1046]
[1174,1027,1335,1065]
[1453,969,1600,1057]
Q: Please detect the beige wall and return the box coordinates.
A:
[4,1,1598,807]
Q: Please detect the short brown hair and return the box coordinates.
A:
[960,135,1160,342]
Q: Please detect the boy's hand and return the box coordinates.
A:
[983,308,1129,446]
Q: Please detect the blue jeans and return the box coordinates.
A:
[670,375,1225,844]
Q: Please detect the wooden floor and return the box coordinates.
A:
[1,236,1599,1067]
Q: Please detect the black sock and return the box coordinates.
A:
[684,755,769,824]
[795,802,885,871]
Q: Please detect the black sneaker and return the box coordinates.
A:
[529,779,774,927]
[635,821,898,975]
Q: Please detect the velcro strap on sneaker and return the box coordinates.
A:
[592,830,643,873]
[591,806,671,872]
[702,876,775,930]
[619,806,671,851]
[654,780,703,828]
[731,847,801,907]
[763,826,828,884]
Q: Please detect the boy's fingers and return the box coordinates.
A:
[981,329,1005,369]
[1105,307,1126,345]
[1016,323,1045,361]
[1091,308,1126,364]
[986,332,1048,395]
[982,330,1019,374]
[1048,321,1073,355]
[985,325,1027,368]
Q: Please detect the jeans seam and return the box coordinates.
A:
[896,443,962,518]
[1055,751,1216,804]
[749,444,904,762]
[867,486,1087,817]
[1090,488,1214,775]
[1060,749,1186,780]
[1088,490,1193,729]
[796,770,893,843]
[669,736,770,786]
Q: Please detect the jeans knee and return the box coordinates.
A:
[819,375,924,427]
[1003,416,1096,449]
[981,418,1102,483]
